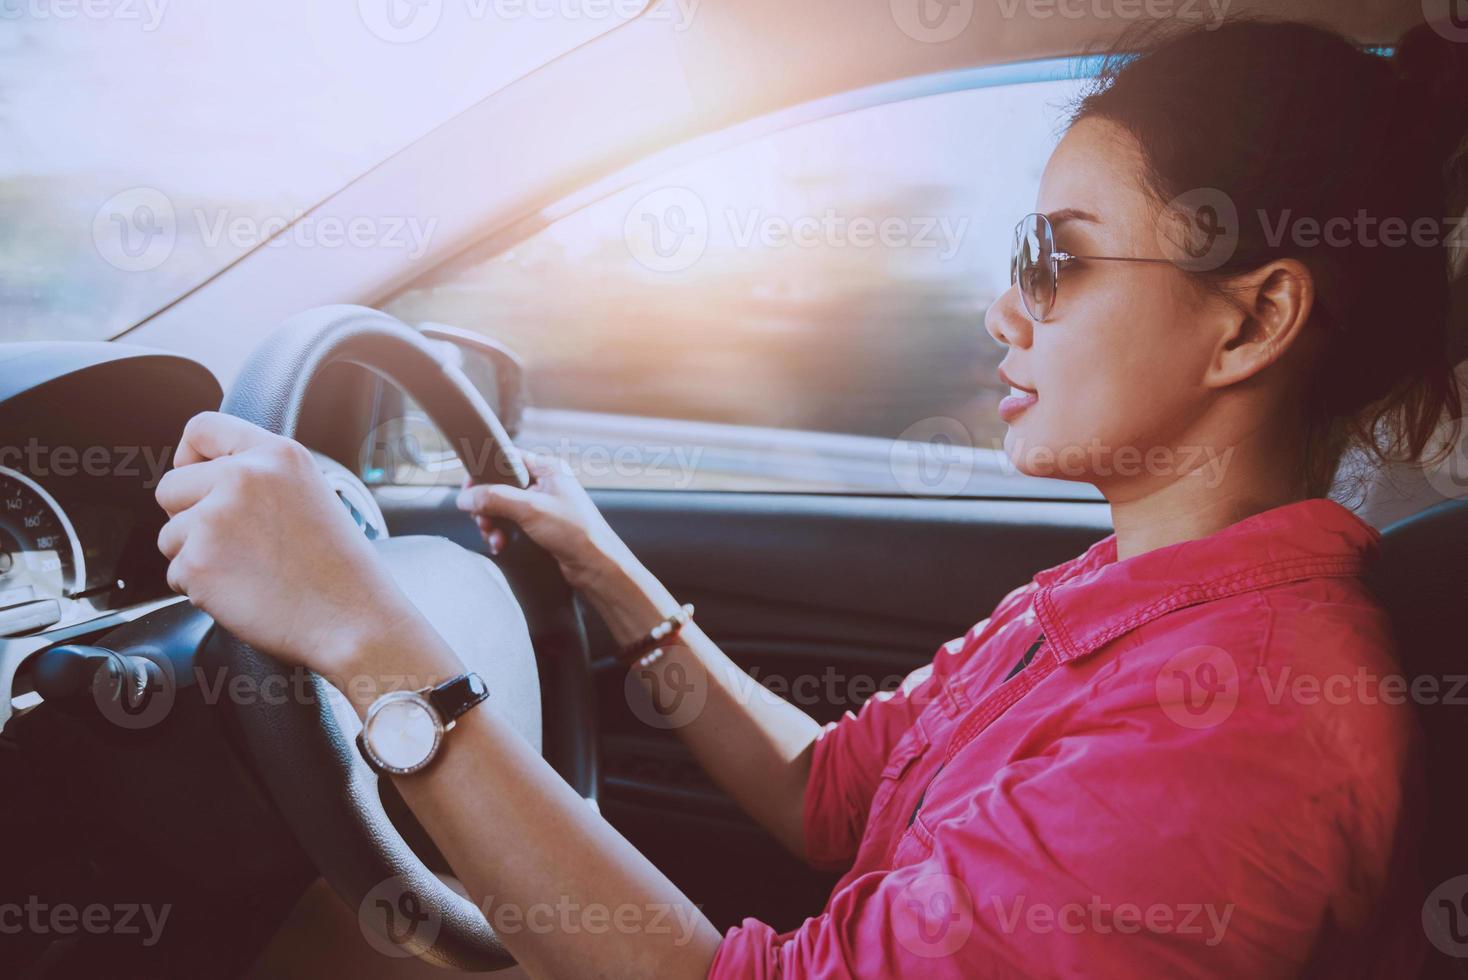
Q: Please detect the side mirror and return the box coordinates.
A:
[418,322,528,439]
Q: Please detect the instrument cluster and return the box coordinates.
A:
[0,343,223,637]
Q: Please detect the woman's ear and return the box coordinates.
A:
[1202,258,1317,389]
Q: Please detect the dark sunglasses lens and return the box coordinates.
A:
[1014,214,1055,321]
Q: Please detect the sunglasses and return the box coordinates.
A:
[1009,212,1175,322]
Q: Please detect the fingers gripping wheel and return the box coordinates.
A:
[222,305,530,490]
[205,305,593,971]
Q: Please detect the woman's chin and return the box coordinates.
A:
[1001,425,1090,483]
[1001,429,1046,479]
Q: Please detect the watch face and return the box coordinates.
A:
[363,693,443,774]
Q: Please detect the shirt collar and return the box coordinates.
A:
[1031,498,1381,664]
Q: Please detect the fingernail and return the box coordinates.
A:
[455,488,473,510]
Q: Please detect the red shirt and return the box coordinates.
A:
[709,499,1423,978]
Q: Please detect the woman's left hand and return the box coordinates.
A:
[154,411,445,681]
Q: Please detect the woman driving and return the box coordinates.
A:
[154,17,1468,979]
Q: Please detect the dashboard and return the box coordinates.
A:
[0,343,222,638]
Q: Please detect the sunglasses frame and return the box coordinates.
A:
[1011,212,1175,322]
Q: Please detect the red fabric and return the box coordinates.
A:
[709,499,1423,979]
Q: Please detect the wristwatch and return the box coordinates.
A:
[355,673,490,776]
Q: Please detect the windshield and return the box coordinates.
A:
[0,3,640,342]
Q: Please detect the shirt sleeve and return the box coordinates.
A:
[801,583,1039,869]
[714,684,1411,979]
[799,622,984,870]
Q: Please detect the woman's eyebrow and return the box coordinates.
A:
[1046,207,1102,229]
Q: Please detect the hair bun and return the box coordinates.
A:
[1392,23,1468,167]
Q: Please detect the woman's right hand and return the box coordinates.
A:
[456,451,630,592]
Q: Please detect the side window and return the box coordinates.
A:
[384,77,1097,498]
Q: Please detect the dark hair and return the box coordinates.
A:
[1071,18,1468,497]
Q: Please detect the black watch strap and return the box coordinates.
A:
[428,672,490,725]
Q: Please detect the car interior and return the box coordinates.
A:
[2,0,1466,977]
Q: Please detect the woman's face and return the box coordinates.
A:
[985,118,1226,493]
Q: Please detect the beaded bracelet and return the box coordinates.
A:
[616,602,695,665]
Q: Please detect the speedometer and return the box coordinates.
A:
[0,466,85,608]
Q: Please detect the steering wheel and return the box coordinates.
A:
[195,306,597,970]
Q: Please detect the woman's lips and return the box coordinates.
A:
[996,367,1037,423]
[998,389,1039,423]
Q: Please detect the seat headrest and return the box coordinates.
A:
[1371,497,1468,979]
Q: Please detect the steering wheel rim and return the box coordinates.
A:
[205,304,596,970]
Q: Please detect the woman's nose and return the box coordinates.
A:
[985,285,1033,349]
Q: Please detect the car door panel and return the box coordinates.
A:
[585,491,1109,929]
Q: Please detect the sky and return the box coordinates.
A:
[0,1,630,194]
[0,0,636,339]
